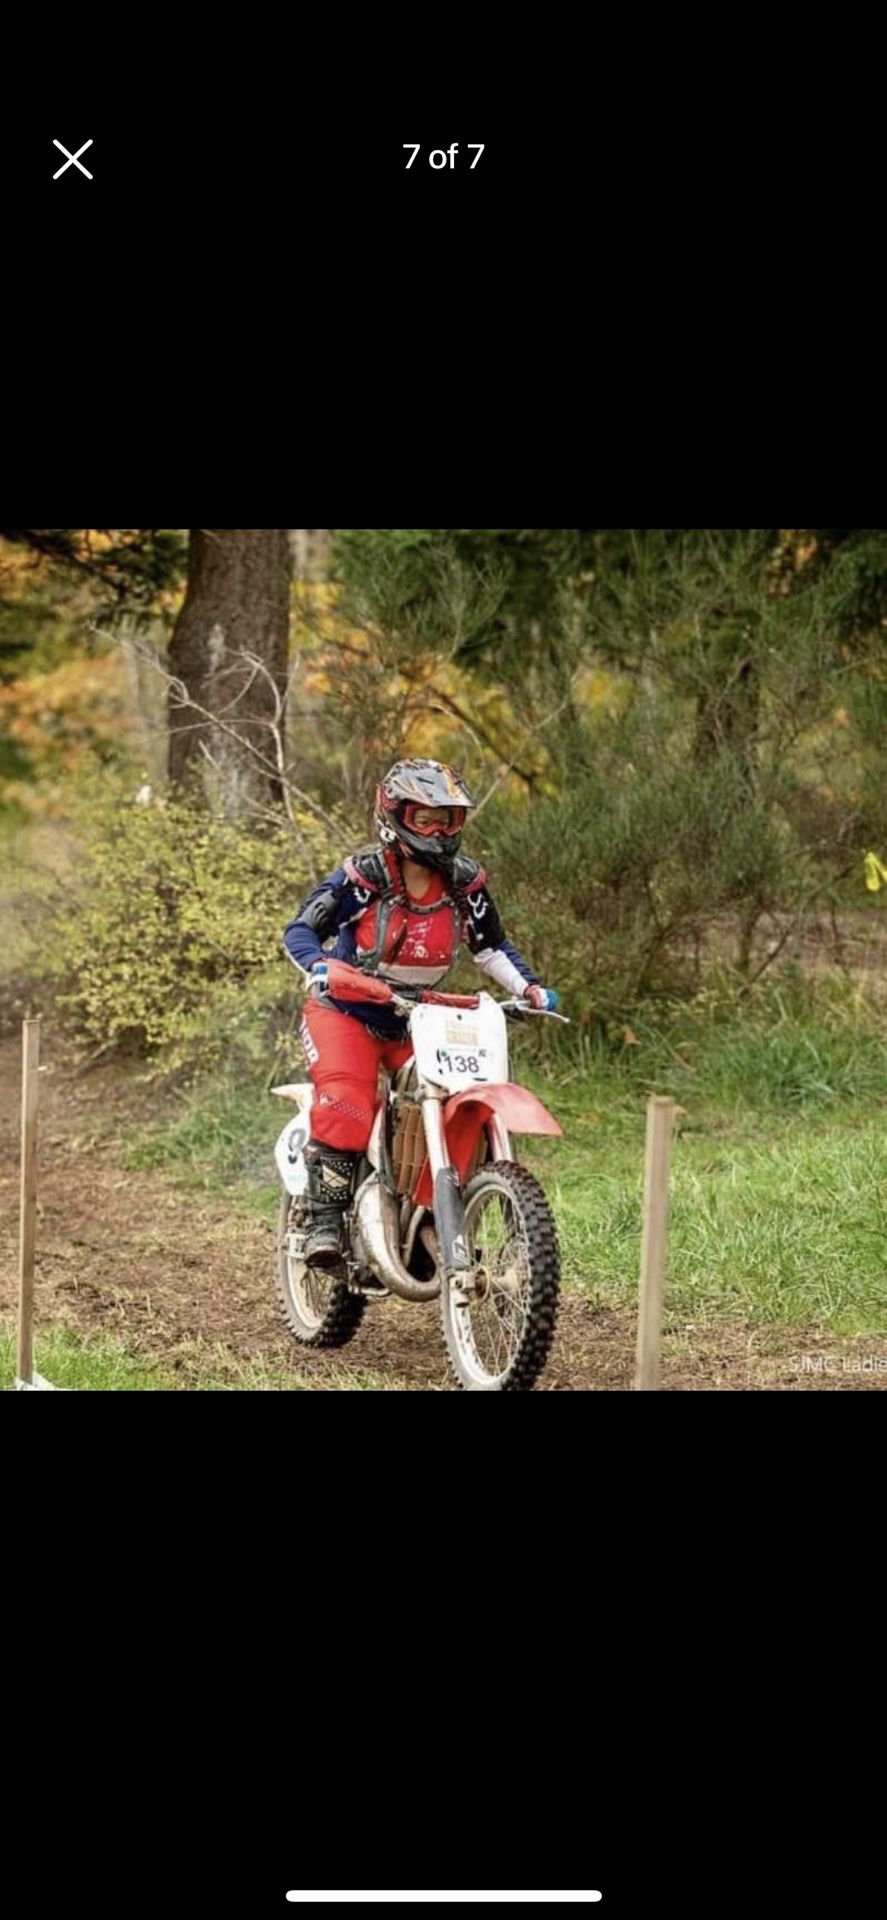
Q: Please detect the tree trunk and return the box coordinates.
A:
[292,530,332,580]
[167,529,291,814]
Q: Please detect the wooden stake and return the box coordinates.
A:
[17,1015,41,1386]
[635,1095,675,1391]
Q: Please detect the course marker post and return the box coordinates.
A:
[14,1014,58,1391]
[634,1094,676,1391]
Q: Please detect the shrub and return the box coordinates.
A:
[36,777,343,1071]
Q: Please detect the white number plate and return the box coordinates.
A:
[410,996,508,1094]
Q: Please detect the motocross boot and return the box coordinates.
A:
[303,1140,358,1267]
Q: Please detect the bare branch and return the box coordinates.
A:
[235,650,306,853]
[196,739,320,883]
[208,656,264,718]
[472,698,572,817]
[98,624,343,838]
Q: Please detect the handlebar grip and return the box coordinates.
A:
[324,959,396,1006]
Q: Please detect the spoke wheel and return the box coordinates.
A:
[440,1162,560,1391]
[276,1188,366,1349]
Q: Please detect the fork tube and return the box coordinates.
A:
[487,1115,512,1161]
[421,1095,472,1277]
[420,1094,451,1183]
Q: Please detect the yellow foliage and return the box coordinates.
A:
[34,780,340,1068]
[0,540,40,587]
[573,664,628,712]
[0,652,138,805]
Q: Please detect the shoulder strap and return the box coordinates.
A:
[342,845,402,896]
[339,845,408,970]
[451,854,487,893]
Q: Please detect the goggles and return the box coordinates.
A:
[401,803,467,837]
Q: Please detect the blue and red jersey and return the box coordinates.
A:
[283,844,539,1036]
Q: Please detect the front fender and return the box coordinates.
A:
[413,1082,561,1206]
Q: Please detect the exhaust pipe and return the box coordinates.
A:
[352,1178,440,1301]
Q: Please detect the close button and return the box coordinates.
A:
[53,139,93,180]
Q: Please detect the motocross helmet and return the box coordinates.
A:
[374,758,475,875]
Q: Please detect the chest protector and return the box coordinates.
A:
[342,847,462,986]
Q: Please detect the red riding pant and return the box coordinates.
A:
[300,1000,413,1151]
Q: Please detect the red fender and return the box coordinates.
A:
[412,1083,562,1207]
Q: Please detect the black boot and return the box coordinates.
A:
[303,1140,358,1268]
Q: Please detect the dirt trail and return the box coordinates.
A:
[2,1004,885,1390]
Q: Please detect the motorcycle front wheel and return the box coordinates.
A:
[440,1161,560,1391]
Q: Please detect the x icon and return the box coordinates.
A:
[53,138,93,180]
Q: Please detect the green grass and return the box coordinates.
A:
[1,1322,426,1391]
[120,974,887,1339]
[2,1323,177,1391]
[121,1078,282,1239]
[517,979,887,1333]
[524,1109,887,1333]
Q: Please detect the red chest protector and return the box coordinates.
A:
[343,851,460,983]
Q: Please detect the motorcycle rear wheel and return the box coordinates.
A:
[276,1187,366,1349]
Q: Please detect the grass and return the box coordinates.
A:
[519,976,887,1333]
[121,1077,282,1225]
[1,1322,426,1391]
[526,1108,887,1333]
[2,1323,177,1391]
[121,971,887,1339]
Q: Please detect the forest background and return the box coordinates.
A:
[2,527,886,1386]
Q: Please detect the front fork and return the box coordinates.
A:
[420,1091,512,1289]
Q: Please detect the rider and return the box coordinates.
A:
[282,758,559,1266]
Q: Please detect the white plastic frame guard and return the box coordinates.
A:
[285,1899,603,1907]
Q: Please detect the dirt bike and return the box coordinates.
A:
[271,958,569,1391]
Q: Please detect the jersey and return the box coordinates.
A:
[282,843,539,1036]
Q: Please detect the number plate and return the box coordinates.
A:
[410,996,508,1093]
[275,1106,313,1195]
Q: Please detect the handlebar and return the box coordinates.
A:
[312,961,568,1022]
[318,959,480,1014]
[498,997,571,1025]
